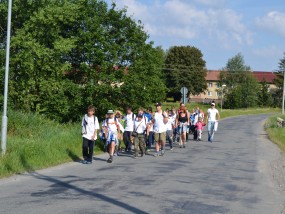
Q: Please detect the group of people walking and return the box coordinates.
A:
[81,102,220,164]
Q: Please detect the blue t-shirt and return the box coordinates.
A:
[144,112,152,122]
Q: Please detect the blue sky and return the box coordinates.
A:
[107,0,285,71]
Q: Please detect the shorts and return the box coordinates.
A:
[106,132,119,146]
[154,132,166,143]
[179,122,188,134]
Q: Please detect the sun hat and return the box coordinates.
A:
[107,110,114,114]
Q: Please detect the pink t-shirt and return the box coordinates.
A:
[195,122,206,130]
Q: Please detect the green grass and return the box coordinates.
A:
[0,111,103,178]
[265,114,285,152]
[219,108,280,119]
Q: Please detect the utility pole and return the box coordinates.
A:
[221,84,226,112]
[1,0,13,155]
[282,70,285,115]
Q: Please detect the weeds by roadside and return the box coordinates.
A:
[265,115,285,152]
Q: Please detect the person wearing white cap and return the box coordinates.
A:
[151,102,168,157]
[103,110,121,163]
[206,102,220,142]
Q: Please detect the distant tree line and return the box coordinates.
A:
[219,53,284,109]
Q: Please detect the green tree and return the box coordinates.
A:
[164,46,207,101]
[257,79,273,107]
[221,53,259,108]
[0,0,166,121]
[272,52,285,107]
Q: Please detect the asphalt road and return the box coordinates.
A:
[0,114,284,214]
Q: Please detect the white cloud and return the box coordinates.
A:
[193,0,226,7]
[111,0,252,48]
[252,45,283,58]
[256,11,285,37]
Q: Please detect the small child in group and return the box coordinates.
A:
[195,117,206,141]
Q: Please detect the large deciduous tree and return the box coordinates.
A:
[164,46,207,101]
[0,0,166,121]
[220,53,260,108]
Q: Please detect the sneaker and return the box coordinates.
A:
[170,147,174,151]
[107,157,113,163]
[153,153,159,157]
[183,145,186,148]
[179,146,182,148]
[82,160,88,164]
[161,150,165,156]
[133,155,137,159]
[86,161,92,164]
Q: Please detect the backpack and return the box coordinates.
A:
[105,117,120,130]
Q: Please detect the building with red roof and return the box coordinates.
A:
[189,70,277,104]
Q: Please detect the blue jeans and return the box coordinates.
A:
[147,131,154,149]
[207,121,215,142]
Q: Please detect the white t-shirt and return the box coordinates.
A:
[193,114,199,125]
[207,108,219,122]
[83,116,99,140]
[124,113,136,131]
[165,116,174,131]
[153,112,167,133]
[134,120,146,134]
[104,118,118,133]
[199,112,204,121]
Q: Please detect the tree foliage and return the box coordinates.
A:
[272,52,285,107]
[0,0,166,121]
[257,79,273,107]
[164,46,207,101]
[220,53,260,108]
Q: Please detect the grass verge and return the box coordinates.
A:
[0,111,103,178]
[265,114,285,152]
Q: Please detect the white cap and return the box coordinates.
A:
[107,110,114,114]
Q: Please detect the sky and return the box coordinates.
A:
[107,0,285,71]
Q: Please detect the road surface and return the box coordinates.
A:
[0,114,284,214]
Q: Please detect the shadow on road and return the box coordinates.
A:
[29,172,148,214]
[66,149,81,162]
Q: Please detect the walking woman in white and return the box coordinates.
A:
[206,102,220,142]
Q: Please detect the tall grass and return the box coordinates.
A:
[0,111,102,178]
[265,114,285,152]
